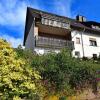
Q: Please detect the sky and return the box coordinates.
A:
[0,0,100,48]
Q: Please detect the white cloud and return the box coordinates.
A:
[51,0,73,17]
[37,0,74,17]
[0,34,23,48]
[0,0,46,27]
[0,0,74,27]
[0,0,43,48]
[0,0,28,27]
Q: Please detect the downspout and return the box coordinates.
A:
[33,17,36,48]
[81,28,85,57]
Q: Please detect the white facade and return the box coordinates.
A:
[25,24,100,58]
[72,30,100,58]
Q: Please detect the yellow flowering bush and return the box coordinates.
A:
[0,39,45,99]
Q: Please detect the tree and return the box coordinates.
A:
[0,39,44,99]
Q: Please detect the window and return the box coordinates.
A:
[75,51,80,57]
[49,20,54,26]
[42,18,45,24]
[92,25,100,30]
[93,54,97,60]
[53,21,57,26]
[61,23,68,28]
[41,18,70,29]
[45,19,49,25]
[56,21,61,27]
[42,18,49,25]
[89,39,97,46]
[76,37,80,44]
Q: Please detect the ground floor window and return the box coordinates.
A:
[75,51,80,57]
[93,54,97,60]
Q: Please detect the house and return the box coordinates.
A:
[24,7,100,58]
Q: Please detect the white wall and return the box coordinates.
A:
[71,30,83,58]
[71,30,100,58]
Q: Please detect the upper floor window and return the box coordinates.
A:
[41,18,70,29]
[76,37,80,44]
[42,18,49,25]
[49,20,54,26]
[56,21,61,27]
[89,38,97,46]
[92,25,100,30]
[61,23,69,28]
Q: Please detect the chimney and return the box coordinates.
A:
[76,15,86,22]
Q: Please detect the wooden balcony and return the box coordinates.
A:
[35,36,74,50]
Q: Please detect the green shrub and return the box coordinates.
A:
[31,48,98,96]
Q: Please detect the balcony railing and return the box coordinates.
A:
[35,36,74,50]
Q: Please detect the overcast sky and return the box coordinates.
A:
[0,0,100,47]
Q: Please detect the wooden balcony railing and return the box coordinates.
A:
[35,36,74,50]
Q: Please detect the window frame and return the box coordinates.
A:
[76,37,80,44]
[89,39,97,47]
[75,51,80,57]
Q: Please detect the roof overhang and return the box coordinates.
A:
[23,7,74,46]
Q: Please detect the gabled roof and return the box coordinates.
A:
[71,21,100,33]
[24,7,100,45]
[29,7,75,22]
[81,21,100,28]
[23,7,76,45]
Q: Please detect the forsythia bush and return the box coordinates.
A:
[0,39,45,99]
